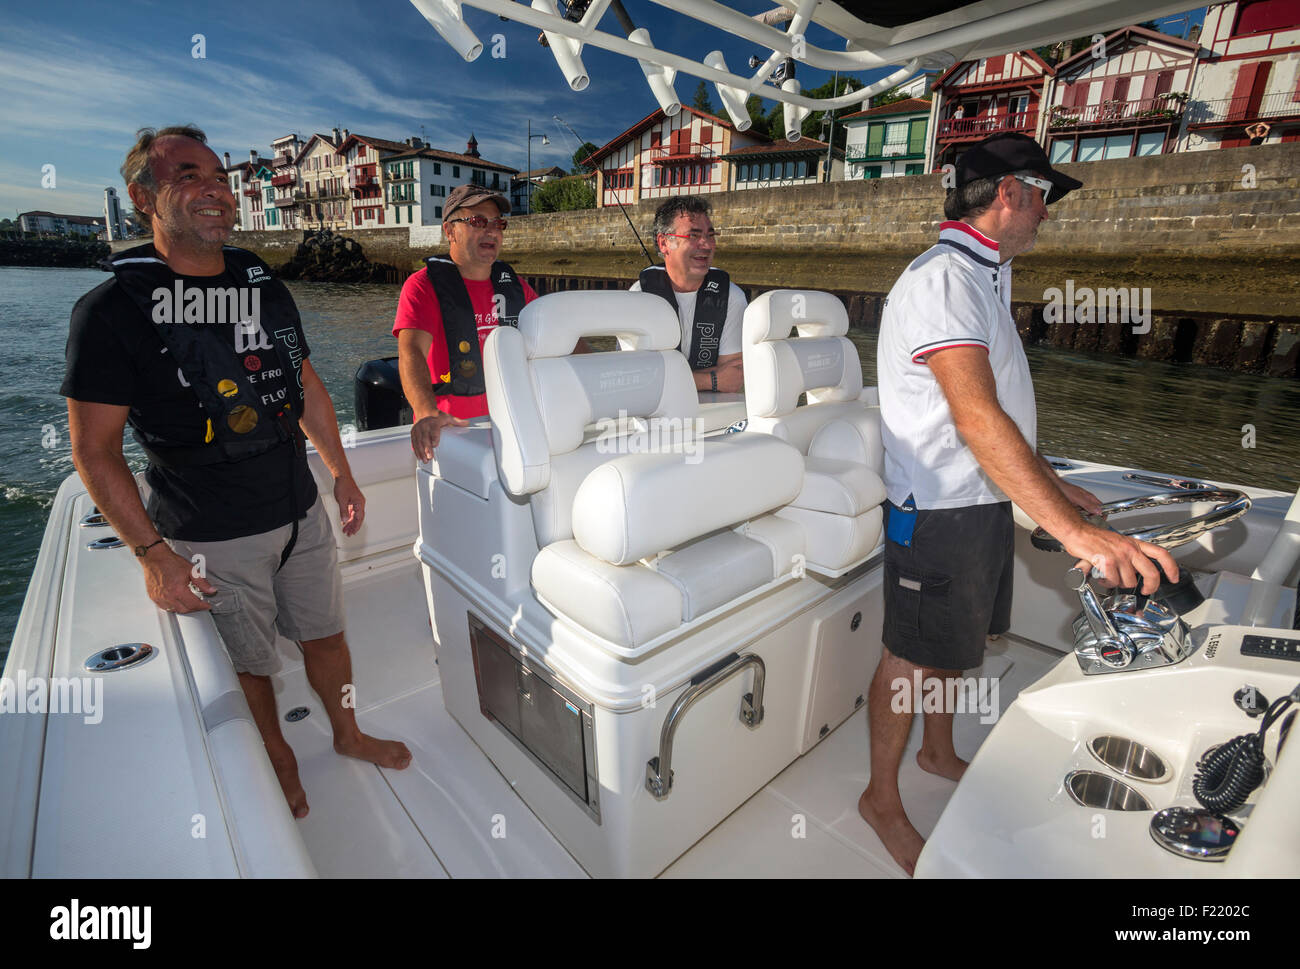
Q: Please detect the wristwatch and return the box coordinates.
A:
[710,370,718,392]
[134,538,165,558]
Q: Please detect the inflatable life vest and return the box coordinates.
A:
[638,265,730,370]
[424,256,526,397]
[108,244,305,467]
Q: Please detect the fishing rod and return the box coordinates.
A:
[552,114,657,267]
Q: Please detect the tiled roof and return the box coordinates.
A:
[584,105,766,165]
[723,136,842,159]
[512,166,567,180]
[839,97,933,121]
[382,146,517,173]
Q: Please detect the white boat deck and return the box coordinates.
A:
[275,561,1058,878]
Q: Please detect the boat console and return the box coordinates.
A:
[918,487,1300,877]
[416,289,889,876]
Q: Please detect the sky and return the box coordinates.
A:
[0,0,1205,220]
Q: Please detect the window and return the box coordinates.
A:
[1102,134,1131,159]
[905,163,924,175]
[434,206,442,218]
[796,160,807,178]
[738,163,749,181]
[761,162,772,180]
[1136,130,1164,156]
[1050,139,1074,164]
[394,206,401,224]
[434,163,441,175]
[864,166,881,179]
[907,118,927,155]
[492,173,500,189]
[884,122,907,145]
[784,160,795,178]
[453,166,461,178]
[1077,136,1105,162]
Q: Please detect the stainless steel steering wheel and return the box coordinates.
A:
[1030,489,1252,553]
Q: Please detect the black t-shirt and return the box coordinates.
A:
[60,269,318,542]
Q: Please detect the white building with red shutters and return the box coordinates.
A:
[583,107,766,208]
[337,133,412,228]
[927,50,1055,171]
[1181,0,1300,149]
[1044,26,1200,164]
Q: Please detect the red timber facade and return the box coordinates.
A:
[1182,1,1300,149]
[336,133,411,228]
[1046,27,1200,164]
[583,107,766,208]
[928,50,1053,170]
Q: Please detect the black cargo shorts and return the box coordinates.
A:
[882,499,1014,671]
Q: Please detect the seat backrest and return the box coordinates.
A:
[743,289,882,470]
[484,290,700,547]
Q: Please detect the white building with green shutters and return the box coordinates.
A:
[840,97,932,179]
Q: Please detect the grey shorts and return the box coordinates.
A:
[882,500,1014,672]
[168,497,345,676]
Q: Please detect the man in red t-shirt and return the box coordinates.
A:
[394,184,538,459]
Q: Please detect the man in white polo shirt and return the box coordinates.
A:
[858,133,1179,875]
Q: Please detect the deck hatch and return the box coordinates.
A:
[468,613,600,822]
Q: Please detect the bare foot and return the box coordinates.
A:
[334,732,412,770]
[267,744,309,819]
[858,787,925,876]
[916,749,969,782]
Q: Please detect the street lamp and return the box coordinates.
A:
[526,120,550,215]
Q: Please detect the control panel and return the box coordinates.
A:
[1240,634,1300,663]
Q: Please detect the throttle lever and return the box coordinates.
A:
[1067,567,1135,668]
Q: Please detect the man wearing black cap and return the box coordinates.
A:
[393,184,540,460]
[858,133,1178,875]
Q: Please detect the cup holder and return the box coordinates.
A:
[1064,770,1153,811]
[1088,735,1170,783]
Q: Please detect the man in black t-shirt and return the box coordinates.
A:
[63,125,410,819]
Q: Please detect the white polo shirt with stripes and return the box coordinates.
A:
[877,220,1037,510]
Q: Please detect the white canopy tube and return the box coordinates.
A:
[703,51,751,131]
[629,27,680,116]
[410,0,484,61]
[532,0,590,90]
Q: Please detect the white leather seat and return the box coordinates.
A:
[484,291,807,650]
[743,289,887,575]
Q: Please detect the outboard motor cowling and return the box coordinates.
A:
[354,357,411,431]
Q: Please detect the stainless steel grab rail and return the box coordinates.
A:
[1122,472,1207,491]
[645,653,766,800]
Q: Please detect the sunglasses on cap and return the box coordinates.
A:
[1004,173,1054,204]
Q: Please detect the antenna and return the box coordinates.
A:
[552,115,656,267]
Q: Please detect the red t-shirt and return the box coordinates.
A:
[392,268,538,419]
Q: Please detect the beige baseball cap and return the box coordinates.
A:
[443,183,511,221]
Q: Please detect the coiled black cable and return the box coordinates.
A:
[1194,692,1294,813]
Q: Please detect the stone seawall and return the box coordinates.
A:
[520,273,1300,378]
[110,143,1299,375]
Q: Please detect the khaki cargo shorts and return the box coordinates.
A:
[168,497,345,676]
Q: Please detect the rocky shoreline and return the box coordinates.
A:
[275,229,400,283]
[0,238,110,268]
